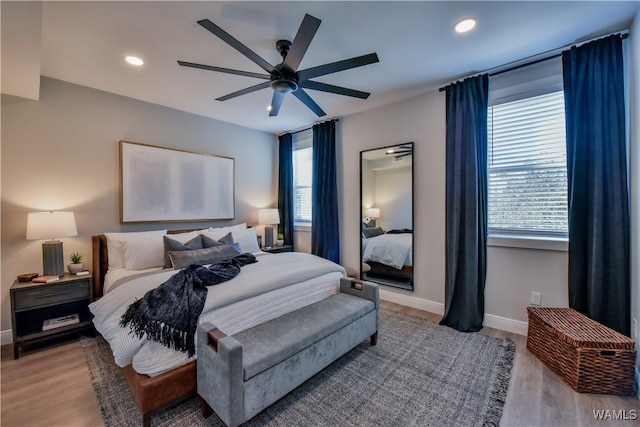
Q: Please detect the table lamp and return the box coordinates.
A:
[365,208,380,227]
[26,211,78,277]
[259,208,280,248]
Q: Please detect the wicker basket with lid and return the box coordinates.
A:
[527,307,636,395]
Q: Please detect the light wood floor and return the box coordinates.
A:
[1,301,638,427]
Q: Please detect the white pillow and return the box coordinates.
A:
[200,223,247,241]
[122,237,165,270]
[104,230,167,270]
[232,227,261,254]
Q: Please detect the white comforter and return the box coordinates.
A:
[89,252,345,376]
[362,233,413,269]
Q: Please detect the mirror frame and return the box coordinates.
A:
[359,142,414,291]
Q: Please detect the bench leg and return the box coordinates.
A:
[142,413,151,427]
[370,332,378,346]
[200,396,214,419]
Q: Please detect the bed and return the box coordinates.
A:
[89,225,345,426]
[362,231,413,281]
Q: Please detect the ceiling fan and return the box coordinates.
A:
[386,144,413,160]
[178,14,379,117]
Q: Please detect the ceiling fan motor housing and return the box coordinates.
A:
[271,43,299,93]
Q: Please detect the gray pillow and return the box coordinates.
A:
[362,227,385,238]
[163,235,203,268]
[201,232,234,248]
[168,243,242,269]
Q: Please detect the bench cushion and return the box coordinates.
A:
[234,293,375,380]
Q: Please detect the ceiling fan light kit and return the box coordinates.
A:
[386,143,413,160]
[178,14,379,117]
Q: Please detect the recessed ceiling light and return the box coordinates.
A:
[125,56,144,66]
[267,105,273,111]
[386,149,395,154]
[454,18,476,34]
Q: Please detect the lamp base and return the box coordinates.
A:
[42,241,64,277]
[264,226,274,248]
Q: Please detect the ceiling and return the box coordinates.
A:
[4,1,639,134]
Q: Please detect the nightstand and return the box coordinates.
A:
[10,273,94,359]
[262,245,293,254]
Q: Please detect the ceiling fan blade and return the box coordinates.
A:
[297,53,380,81]
[269,91,285,117]
[177,61,270,79]
[197,19,276,75]
[301,80,370,99]
[284,14,321,71]
[292,88,326,117]
[215,81,271,101]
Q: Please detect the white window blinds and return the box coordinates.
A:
[293,131,313,223]
[487,91,568,236]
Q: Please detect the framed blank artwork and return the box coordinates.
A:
[119,140,235,223]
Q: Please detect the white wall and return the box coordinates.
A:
[0,1,41,100]
[1,77,278,337]
[339,87,568,333]
[374,167,412,231]
[294,228,312,254]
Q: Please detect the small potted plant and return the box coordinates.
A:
[276,233,284,247]
[68,252,85,274]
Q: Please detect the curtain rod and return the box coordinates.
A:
[281,118,339,136]
[438,31,628,92]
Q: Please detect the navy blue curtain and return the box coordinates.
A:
[563,35,630,336]
[440,74,489,332]
[278,133,294,247]
[311,121,340,263]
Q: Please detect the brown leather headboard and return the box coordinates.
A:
[91,229,203,299]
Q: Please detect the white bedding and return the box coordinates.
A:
[103,266,164,294]
[90,252,345,376]
[362,233,413,269]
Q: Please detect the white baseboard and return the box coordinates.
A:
[379,290,527,336]
[1,329,13,346]
[380,289,444,315]
[484,313,528,336]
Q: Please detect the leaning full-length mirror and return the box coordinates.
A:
[360,143,414,290]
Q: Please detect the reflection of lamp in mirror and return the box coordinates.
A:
[26,211,78,277]
[259,208,280,248]
[365,208,380,227]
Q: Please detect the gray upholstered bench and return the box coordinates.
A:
[197,277,379,427]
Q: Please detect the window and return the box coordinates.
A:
[293,131,313,224]
[487,91,568,237]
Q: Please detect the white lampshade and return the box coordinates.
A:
[258,208,280,225]
[26,211,78,240]
[365,208,380,219]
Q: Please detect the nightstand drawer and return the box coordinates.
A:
[14,281,90,310]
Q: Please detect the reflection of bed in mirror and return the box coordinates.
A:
[362,229,413,284]
[360,142,414,291]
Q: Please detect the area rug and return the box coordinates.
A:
[81,308,515,427]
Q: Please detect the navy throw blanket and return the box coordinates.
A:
[120,253,257,356]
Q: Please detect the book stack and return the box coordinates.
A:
[43,314,79,331]
[32,275,60,284]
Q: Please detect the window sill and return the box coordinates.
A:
[488,234,568,252]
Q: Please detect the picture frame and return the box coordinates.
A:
[119,140,235,223]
